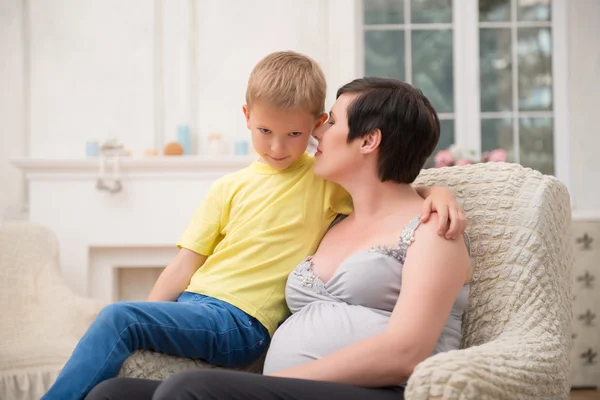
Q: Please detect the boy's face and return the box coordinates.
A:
[243,103,326,171]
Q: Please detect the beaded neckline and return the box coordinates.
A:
[293,256,327,293]
[294,216,422,290]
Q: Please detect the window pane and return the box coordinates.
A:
[518,28,552,111]
[424,119,454,168]
[518,0,551,21]
[364,0,404,25]
[479,0,511,22]
[481,118,515,161]
[364,31,405,80]
[411,0,452,23]
[519,117,554,174]
[480,29,512,112]
[412,30,454,113]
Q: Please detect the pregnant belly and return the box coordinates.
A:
[263,301,389,375]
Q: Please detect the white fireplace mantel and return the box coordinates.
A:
[11,156,255,301]
[12,156,256,179]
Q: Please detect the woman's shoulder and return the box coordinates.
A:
[409,213,472,282]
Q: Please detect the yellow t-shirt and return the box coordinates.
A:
[178,153,352,336]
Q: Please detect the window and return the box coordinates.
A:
[359,0,567,177]
[363,0,455,167]
[479,0,554,174]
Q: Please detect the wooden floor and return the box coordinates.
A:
[571,390,600,400]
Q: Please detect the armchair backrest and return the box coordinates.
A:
[414,163,573,350]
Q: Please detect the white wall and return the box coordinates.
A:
[0,0,26,220]
[568,0,600,214]
[27,0,331,158]
[28,0,156,158]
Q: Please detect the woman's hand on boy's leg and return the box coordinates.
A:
[419,186,466,240]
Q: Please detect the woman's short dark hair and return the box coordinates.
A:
[337,77,440,184]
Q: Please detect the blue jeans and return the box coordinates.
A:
[42,292,270,400]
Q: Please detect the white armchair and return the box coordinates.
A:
[0,222,104,400]
[119,163,573,399]
[406,162,573,399]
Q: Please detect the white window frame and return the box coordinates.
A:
[326,0,571,199]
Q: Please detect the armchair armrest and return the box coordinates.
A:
[405,331,569,400]
[37,259,106,338]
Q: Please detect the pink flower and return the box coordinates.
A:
[454,159,472,166]
[434,149,454,168]
[487,148,507,162]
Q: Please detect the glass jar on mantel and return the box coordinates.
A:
[205,133,231,155]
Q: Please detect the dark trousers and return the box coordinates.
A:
[85,370,405,400]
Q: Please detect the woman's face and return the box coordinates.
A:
[312,93,363,182]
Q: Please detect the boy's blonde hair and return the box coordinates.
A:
[246,51,326,118]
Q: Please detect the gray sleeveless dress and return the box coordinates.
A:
[263,216,470,386]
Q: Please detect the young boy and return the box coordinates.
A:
[43,51,464,400]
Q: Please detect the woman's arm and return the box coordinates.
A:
[269,215,471,387]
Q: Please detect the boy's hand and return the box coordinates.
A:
[419,187,466,239]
